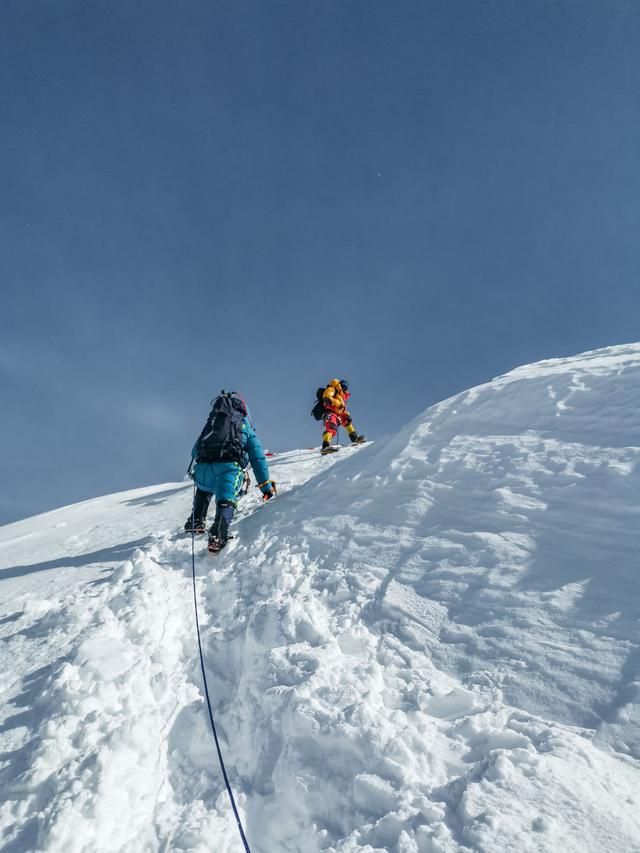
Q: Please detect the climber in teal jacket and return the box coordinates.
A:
[185,391,274,551]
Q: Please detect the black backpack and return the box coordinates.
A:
[196,392,246,463]
[310,387,326,421]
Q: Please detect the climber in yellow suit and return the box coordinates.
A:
[321,379,366,455]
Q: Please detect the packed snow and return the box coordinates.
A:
[1,343,640,853]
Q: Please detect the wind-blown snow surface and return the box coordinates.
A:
[2,344,640,853]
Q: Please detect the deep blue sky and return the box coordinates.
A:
[1,0,639,524]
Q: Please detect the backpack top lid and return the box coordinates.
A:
[197,390,246,464]
[213,389,247,416]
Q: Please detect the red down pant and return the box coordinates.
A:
[323,410,354,440]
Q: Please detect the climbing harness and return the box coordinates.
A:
[239,469,251,498]
[189,483,252,852]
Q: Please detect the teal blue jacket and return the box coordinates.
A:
[192,419,271,502]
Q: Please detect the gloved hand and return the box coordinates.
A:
[259,479,277,501]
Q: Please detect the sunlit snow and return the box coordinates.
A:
[1,343,640,852]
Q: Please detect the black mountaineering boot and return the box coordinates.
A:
[207,523,227,553]
[184,515,206,534]
[321,440,339,456]
[185,489,212,533]
[349,432,366,444]
[208,503,233,553]
[207,534,225,554]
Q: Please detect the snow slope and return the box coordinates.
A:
[2,343,640,853]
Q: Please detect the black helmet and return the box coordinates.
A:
[340,379,349,392]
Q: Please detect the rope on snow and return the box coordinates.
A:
[189,482,252,852]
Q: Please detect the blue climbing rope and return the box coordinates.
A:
[190,483,252,852]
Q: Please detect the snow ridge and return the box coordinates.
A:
[1,343,640,852]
